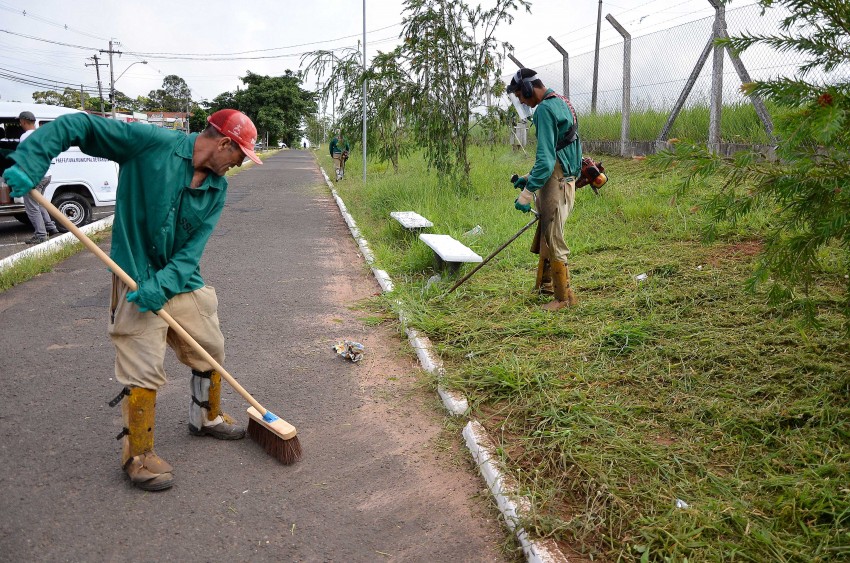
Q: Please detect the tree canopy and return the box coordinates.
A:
[210,70,316,147]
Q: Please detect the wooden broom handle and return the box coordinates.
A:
[31,189,268,416]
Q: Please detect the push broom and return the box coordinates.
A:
[31,190,302,465]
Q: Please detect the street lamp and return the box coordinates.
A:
[111,60,147,119]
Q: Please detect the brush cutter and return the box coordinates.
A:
[30,190,302,465]
[447,175,539,294]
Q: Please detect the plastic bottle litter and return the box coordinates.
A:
[463,225,483,237]
[424,274,441,291]
[333,340,365,363]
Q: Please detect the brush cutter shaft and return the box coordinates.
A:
[31,190,268,417]
[447,213,539,294]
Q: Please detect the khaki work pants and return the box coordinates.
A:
[531,161,576,264]
[109,276,225,389]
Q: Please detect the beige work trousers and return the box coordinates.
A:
[109,276,225,389]
[531,160,576,264]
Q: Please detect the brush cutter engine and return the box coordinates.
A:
[512,157,608,197]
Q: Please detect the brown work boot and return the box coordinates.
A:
[541,260,578,311]
[119,387,174,491]
[189,370,246,440]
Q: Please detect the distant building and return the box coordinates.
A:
[146,112,189,131]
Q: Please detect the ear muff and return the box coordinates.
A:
[514,70,537,99]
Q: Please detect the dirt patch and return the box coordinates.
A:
[706,239,764,267]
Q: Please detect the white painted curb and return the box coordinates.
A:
[317,159,569,562]
[0,214,115,273]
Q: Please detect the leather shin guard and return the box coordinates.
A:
[545,260,578,309]
[121,387,156,466]
[118,387,173,490]
[534,256,554,294]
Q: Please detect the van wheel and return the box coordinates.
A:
[54,193,92,232]
[14,213,32,226]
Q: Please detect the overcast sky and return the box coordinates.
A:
[0,0,731,106]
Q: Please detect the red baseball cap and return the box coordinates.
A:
[207,109,262,165]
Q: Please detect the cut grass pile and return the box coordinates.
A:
[321,145,849,560]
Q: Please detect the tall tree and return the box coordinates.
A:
[653,0,850,327]
[303,47,415,172]
[32,87,91,109]
[211,71,315,147]
[399,0,529,185]
[145,75,193,112]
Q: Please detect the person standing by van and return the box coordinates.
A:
[18,111,59,244]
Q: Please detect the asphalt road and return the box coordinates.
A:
[0,151,507,561]
[0,205,115,261]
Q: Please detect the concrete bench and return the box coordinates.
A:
[419,233,482,274]
[391,211,433,231]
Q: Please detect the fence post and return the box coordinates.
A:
[717,27,776,142]
[508,54,525,69]
[546,36,570,98]
[657,37,713,151]
[606,14,631,157]
[592,0,602,114]
[708,0,724,153]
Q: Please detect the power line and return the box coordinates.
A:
[127,23,402,57]
[0,1,108,40]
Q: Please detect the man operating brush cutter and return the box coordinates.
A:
[507,68,583,311]
[5,109,299,491]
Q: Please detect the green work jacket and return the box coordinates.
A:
[329,137,350,156]
[10,113,227,307]
[527,89,583,191]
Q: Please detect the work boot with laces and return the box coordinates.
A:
[189,370,246,440]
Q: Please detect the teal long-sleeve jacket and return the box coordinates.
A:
[526,89,583,191]
[10,113,227,309]
[329,136,350,156]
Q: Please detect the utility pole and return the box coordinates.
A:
[79,85,86,110]
[362,0,367,184]
[592,0,603,114]
[100,39,122,120]
[85,54,108,115]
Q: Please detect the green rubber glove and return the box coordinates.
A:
[514,198,531,213]
[512,175,528,189]
[514,188,533,213]
[4,165,35,198]
[126,279,167,313]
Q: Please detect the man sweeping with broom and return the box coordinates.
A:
[4,109,263,491]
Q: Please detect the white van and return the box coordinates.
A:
[0,102,119,230]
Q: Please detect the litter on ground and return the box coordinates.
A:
[333,340,365,362]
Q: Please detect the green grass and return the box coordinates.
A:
[0,229,110,292]
[319,145,850,560]
[579,101,780,144]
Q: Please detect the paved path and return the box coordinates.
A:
[0,150,506,562]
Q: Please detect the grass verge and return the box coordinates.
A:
[0,229,110,292]
[319,145,849,560]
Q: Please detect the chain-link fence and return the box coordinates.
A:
[510,3,848,153]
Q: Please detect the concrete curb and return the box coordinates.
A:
[0,214,114,273]
[317,162,569,562]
